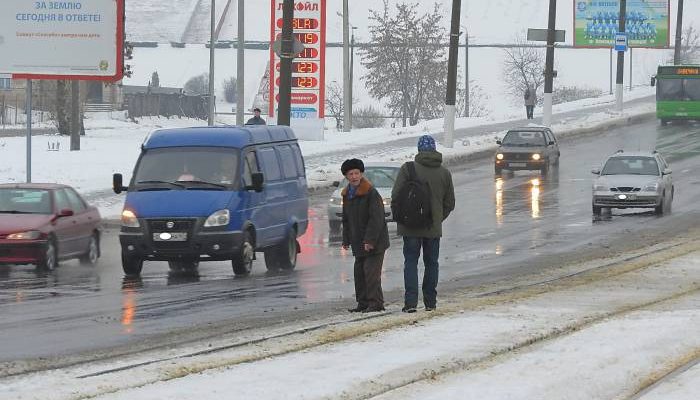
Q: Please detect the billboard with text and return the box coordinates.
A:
[573,0,670,48]
[0,0,124,81]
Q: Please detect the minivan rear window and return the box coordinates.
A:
[277,145,298,179]
[258,147,282,181]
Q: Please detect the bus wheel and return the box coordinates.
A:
[660,119,669,126]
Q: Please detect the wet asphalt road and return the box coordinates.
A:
[3,118,700,363]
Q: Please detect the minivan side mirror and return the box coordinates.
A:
[248,172,264,192]
[591,168,601,175]
[548,141,555,146]
[332,181,340,188]
[650,76,656,87]
[113,173,128,194]
[496,140,502,145]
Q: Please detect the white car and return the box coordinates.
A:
[592,151,674,215]
[328,163,400,233]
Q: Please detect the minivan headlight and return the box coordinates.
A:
[121,209,140,228]
[204,209,230,227]
[531,153,541,161]
[7,230,41,240]
[643,182,659,192]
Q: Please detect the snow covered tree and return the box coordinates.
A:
[677,25,700,64]
[325,81,344,130]
[502,35,546,104]
[151,71,160,88]
[184,73,209,95]
[223,77,237,103]
[360,1,448,127]
[353,106,385,129]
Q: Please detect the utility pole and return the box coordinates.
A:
[616,0,627,112]
[350,26,356,128]
[542,0,557,127]
[277,0,294,126]
[208,0,216,126]
[464,28,469,118]
[674,0,684,65]
[342,0,350,132]
[444,0,461,148]
[70,80,80,150]
[236,0,244,125]
[25,80,32,183]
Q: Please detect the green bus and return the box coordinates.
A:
[651,65,700,125]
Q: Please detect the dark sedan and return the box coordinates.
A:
[495,127,560,175]
[0,184,101,270]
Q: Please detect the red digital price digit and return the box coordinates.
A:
[276,18,319,30]
[294,62,318,73]
[297,48,319,59]
[296,33,318,44]
[293,77,318,88]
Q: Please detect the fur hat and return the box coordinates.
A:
[341,158,365,175]
[417,135,436,152]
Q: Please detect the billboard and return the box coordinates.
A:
[0,0,124,81]
[573,0,670,48]
[269,0,326,120]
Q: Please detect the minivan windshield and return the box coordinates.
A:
[602,156,660,176]
[502,130,546,146]
[133,147,240,190]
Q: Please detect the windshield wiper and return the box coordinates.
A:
[136,180,186,190]
[0,210,35,214]
[179,180,228,190]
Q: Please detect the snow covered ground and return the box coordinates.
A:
[4,244,698,400]
[0,87,655,219]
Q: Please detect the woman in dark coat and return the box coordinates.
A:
[341,158,390,313]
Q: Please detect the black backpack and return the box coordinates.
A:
[392,162,432,229]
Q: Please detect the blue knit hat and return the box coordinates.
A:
[417,135,436,152]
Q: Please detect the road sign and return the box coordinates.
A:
[272,37,305,58]
[527,29,566,42]
[615,32,628,52]
[0,0,124,81]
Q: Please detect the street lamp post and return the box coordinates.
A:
[208,0,216,126]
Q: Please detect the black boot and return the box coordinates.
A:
[348,305,367,313]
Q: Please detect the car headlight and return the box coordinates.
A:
[7,230,42,240]
[531,153,541,161]
[330,197,343,205]
[121,209,140,228]
[204,209,230,227]
[643,182,659,192]
[593,184,608,191]
[383,198,391,206]
[496,153,504,160]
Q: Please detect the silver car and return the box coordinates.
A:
[328,163,400,233]
[592,151,674,215]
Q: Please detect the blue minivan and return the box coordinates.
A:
[113,125,309,276]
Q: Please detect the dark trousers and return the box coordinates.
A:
[353,252,385,309]
[403,237,441,308]
[526,105,534,119]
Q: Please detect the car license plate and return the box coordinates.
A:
[509,162,526,167]
[153,232,188,242]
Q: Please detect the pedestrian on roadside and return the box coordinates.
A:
[391,135,455,313]
[524,86,536,120]
[246,107,266,125]
[341,158,390,313]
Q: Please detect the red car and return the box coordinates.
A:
[0,183,102,270]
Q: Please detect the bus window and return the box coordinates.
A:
[684,80,700,101]
[657,79,684,101]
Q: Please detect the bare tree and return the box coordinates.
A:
[361,1,448,127]
[184,73,209,95]
[353,106,385,129]
[502,35,546,103]
[679,25,700,64]
[457,80,490,118]
[325,81,344,130]
[223,77,237,103]
[151,71,160,88]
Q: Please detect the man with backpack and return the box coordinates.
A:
[391,135,455,313]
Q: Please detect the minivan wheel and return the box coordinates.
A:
[264,228,298,271]
[540,161,549,176]
[121,251,144,276]
[38,238,58,271]
[79,234,100,265]
[232,231,254,276]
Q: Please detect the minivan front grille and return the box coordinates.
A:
[148,219,195,232]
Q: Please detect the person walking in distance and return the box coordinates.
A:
[524,86,536,120]
[341,158,390,313]
[391,135,455,313]
[246,107,267,125]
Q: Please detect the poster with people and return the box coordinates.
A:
[573,0,670,48]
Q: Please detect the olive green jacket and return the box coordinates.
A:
[392,151,455,238]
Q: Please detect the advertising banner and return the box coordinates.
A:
[269,0,326,121]
[0,0,124,81]
[573,0,670,48]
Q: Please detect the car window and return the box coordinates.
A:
[363,167,400,188]
[291,144,306,177]
[276,145,298,179]
[242,150,260,187]
[502,131,546,146]
[258,147,282,181]
[0,189,52,214]
[546,130,556,144]
[602,157,660,176]
[54,189,71,212]
[64,188,87,213]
